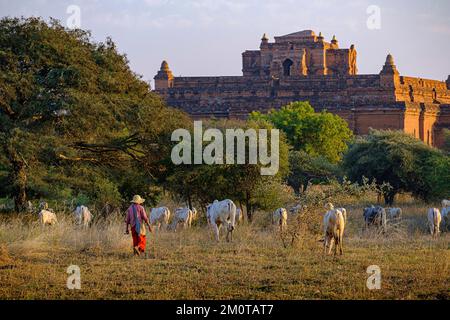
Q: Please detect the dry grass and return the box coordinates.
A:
[0,203,448,300]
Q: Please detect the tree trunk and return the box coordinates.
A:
[383,191,396,206]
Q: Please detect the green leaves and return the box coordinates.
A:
[343,130,450,204]
[0,17,189,210]
[250,101,353,163]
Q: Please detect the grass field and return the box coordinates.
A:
[0,203,448,300]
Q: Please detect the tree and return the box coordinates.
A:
[164,119,290,221]
[343,129,450,204]
[0,17,189,211]
[287,150,340,194]
[250,101,353,163]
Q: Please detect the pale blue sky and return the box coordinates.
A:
[1,0,449,86]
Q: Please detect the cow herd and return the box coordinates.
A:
[31,197,450,255]
[34,201,92,228]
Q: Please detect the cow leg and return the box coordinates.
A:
[324,234,330,254]
[212,224,220,242]
[328,238,334,255]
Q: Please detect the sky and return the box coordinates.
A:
[1,0,450,87]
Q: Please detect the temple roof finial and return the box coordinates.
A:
[385,53,394,66]
[161,60,170,71]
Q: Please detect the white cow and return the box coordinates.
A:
[207,199,236,242]
[170,207,194,231]
[323,208,345,255]
[325,203,347,224]
[441,199,450,208]
[39,209,57,226]
[150,207,171,230]
[386,207,402,220]
[73,205,92,228]
[272,208,288,231]
[427,208,441,238]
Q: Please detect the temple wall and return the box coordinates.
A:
[154,30,449,148]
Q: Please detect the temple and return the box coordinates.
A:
[154,30,450,148]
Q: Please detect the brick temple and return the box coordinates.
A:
[154,30,450,147]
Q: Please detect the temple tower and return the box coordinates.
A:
[154,60,174,90]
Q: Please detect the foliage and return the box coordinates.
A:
[250,101,353,163]
[0,17,189,211]
[287,150,340,194]
[343,129,449,204]
[164,119,290,220]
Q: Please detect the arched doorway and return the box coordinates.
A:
[283,59,293,77]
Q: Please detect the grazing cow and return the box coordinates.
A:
[207,199,236,242]
[363,206,387,232]
[39,209,57,226]
[73,205,92,228]
[272,208,288,231]
[441,199,450,208]
[427,208,441,238]
[235,208,244,225]
[386,207,402,221]
[170,207,194,231]
[323,208,345,255]
[150,207,171,231]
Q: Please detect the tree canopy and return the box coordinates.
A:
[163,119,291,220]
[0,17,189,211]
[250,101,353,163]
[343,129,450,204]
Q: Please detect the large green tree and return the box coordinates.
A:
[250,101,353,163]
[343,129,450,204]
[0,17,188,211]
